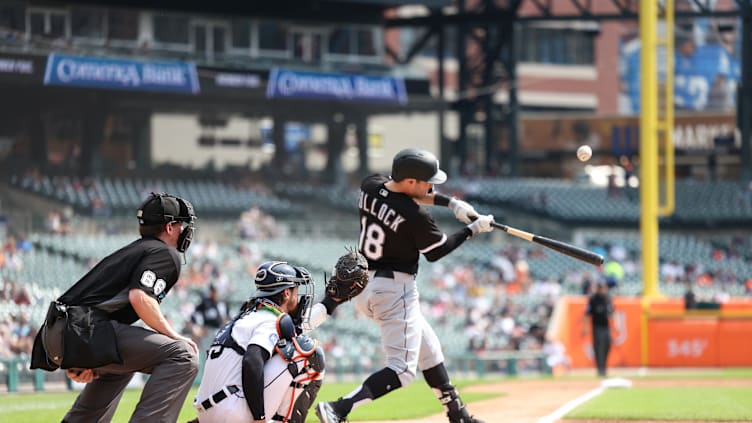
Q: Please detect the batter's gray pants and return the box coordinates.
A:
[353,270,444,387]
[63,321,199,423]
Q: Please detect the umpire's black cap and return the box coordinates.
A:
[137,192,196,225]
[391,148,447,184]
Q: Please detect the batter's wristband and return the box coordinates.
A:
[434,193,452,207]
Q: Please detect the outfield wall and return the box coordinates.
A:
[554,297,752,369]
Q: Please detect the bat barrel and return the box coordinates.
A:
[532,235,604,266]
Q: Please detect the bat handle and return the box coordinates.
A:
[491,221,534,241]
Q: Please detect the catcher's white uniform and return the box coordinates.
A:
[194,305,325,423]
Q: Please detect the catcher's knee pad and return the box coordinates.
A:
[275,334,324,376]
[307,345,326,373]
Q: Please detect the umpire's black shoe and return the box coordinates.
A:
[316,401,347,423]
[448,406,485,423]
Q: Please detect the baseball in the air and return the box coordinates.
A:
[577,145,592,162]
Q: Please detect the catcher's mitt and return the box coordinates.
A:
[325,248,369,302]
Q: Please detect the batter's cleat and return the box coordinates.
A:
[315,401,347,423]
[447,406,485,423]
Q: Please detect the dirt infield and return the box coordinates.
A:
[361,374,752,423]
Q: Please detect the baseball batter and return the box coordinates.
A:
[316,148,493,423]
[194,252,369,423]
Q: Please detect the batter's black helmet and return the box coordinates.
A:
[391,148,447,184]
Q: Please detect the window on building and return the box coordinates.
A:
[328,28,349,55]
[517,25,595,65]
[0,4,25,32]
[328,26,380,57]
[153,14,189,44]
[231,19,251,49]
[108,9,138,41]
[71,7,106,39]
[355,28,376,56]
[258,22,288,52]
[400,26,456,58]
[29,9,67,39]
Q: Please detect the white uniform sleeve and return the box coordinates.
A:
[232,313,278,356]
[307,302,329,331]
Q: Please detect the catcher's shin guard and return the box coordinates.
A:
[288,379,322,423]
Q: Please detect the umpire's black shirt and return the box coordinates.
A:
[58,237,181,325]
[586,292,613,328]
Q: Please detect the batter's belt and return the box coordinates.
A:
[374,269,394,278]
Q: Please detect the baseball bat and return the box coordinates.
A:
[490,221,604,266]
[467,214,604,265]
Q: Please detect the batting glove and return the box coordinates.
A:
[449,198,478,224]
[468,214,494,235]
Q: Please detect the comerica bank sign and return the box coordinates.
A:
[43,54,200,94]
[267,68,407,105]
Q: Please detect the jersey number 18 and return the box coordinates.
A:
[359,217,385,260]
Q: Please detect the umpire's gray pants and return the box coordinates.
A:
[63,321,199,423]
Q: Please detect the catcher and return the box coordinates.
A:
[192,249,368,423]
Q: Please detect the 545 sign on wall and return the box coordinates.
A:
[666,338,709,358]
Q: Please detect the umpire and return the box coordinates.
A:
[584,282,614,377]
[57,192,199,422]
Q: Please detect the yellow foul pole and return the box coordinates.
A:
[640,0,660,301]
[640,0,670,366]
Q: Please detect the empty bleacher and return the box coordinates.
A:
[10,174,299,217]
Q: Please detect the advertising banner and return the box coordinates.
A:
[647,317,718,366]
[556,297,752,369]
[518,113,738,154]
[266,67,407,104]
[560,297,643,369]
[44,53,200,94]
[0,54,45,84]
[617,5,741,114]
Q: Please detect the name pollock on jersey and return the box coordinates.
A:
[359,191,405,232]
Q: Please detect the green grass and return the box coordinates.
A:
[0,380,499,423]
[566,387,752,421]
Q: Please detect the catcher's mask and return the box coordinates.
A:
[252,261,314,329]
[137,192,197,253]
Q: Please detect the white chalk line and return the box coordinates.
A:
[536,386,605,423]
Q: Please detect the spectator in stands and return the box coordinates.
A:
[738,180,752,206]
[15,233,32,252]
[607,163,621,198]
[189,284,229,347]
[581,273,596,295]
[10,312,34,355]
[45,210,62,234]
[12,284,31,305]
[0,321,11,359]
[1,246,22,272]
[603,257,624,289]
[90,196,111,218]
[583,282,614,377]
